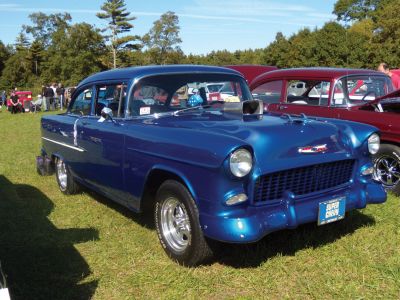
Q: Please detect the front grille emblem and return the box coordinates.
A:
[298,144,328,154]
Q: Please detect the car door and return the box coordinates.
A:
[57,85,94,180]
[75,82,128,204]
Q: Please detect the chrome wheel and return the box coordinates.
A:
[374,155,400,187]
[56,159,68,191]
[160,197,191,253]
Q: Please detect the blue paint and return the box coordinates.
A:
[40,65,386,243]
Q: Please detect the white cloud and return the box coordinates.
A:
[178,13,313,26]
[306,12,335,20]
[0,5,316,27]
[183,0,314,17]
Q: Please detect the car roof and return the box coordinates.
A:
[78,65,244,87]
[251,67,387,88]
[225,65,278,84]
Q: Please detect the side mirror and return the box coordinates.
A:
[98,107,115,123]
[242,100,263,115]
[223,100,264,117]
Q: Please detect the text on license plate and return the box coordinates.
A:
[318,197,346,225]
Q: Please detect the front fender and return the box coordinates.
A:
[144,164,198,202]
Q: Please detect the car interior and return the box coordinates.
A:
[286,80,330,106]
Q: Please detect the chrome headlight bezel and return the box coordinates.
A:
[229,148,253,178]
[368,133,380,155]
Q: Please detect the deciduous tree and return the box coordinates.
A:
[23,12,71,48]
[142,11,182,64]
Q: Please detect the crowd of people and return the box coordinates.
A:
[0,83,75,114]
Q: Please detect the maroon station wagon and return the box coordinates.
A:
[244,67,400,194]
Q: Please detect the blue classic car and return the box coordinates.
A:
[37,65,386,266]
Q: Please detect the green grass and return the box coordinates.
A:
[0,108,399,299]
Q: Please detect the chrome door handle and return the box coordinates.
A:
[279,106,288,110]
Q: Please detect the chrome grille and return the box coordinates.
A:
[254,159,355,203]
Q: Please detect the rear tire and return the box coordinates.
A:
[155,180,213,266]
[373,144,400,195]
[55,157,80,194]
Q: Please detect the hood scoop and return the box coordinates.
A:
[280,113,310,124]
[223,100,264,120]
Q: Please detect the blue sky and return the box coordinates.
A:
[0,0,337,55]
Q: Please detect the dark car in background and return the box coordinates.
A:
[244,67,400,194]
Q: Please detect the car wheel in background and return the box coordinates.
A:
[155,180,213,266]
[55,157,80,194]
[373,144,400,195]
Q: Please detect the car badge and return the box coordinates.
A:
[298,144,328,154]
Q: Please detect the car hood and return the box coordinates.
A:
[360,88,400,108]
[139,111,366,173]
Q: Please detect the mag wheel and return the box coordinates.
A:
[373,144,400,195]
[155,180,213,266]
[55,157,80,194]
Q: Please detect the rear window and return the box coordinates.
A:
[252,80,283,104]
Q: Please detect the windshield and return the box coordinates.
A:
[206,83,224,93]
[332,75,393,106]
[127,73,252,117]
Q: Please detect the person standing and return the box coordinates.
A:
[51,83,57,109]
[43,84,54,111]
[56,83,65,110]
[377,62,400,90]
[1,90,6,109]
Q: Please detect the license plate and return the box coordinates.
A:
[318,197,346,225]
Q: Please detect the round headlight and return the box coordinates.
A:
[229,149,253,177]
[368,133,380,155]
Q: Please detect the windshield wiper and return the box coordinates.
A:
[173,105,211,116]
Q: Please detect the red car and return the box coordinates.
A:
[225,65,278,84]
[246,67,400,194]
[7,91,33,112]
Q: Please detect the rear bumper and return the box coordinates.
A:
[199,182,386,243]
[36,149,54,176]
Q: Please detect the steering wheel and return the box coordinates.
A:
[361,91,376,101]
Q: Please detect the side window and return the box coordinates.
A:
[332,79,346,106]
[286,80,330,106]
[95,83,126,117]
[252,80,283,104]
[128,84,169,116]
[69,88,92,115]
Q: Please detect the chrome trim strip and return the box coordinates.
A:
[42,137,85,152]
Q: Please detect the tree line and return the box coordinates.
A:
[0,0,399,94]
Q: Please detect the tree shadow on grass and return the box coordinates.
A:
[214,210,375,268]
[0,175,99,300]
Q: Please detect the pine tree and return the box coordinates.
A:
[96,0,139,68]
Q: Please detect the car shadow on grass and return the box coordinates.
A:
[0,175,99,300]
[85,187,376,268]
[85,189,156,230]
[214,210,375,268]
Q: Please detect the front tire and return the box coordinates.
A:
[155,180,213,266]
[373,144,400,195]
[55,157,80,194]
